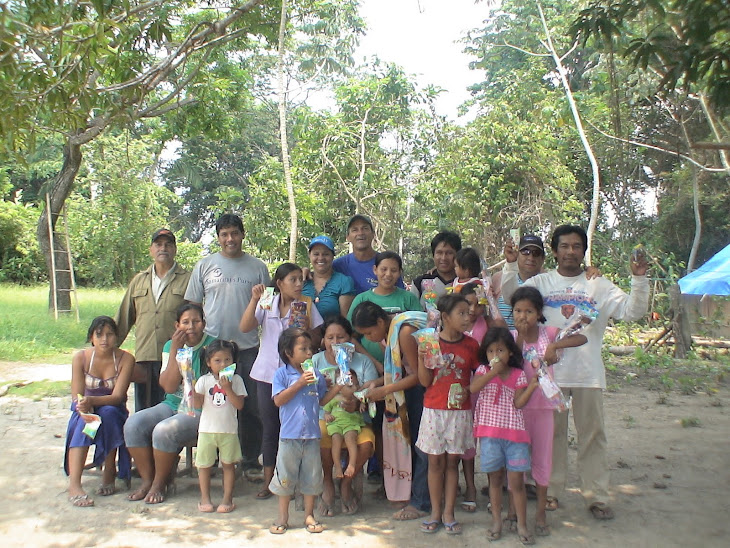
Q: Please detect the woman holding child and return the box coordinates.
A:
[313,316,379,516]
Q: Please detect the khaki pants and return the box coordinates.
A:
[549,387,609,505]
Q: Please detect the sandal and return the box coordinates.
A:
[546,496,559,511]
[269,523,288,535]
[444,521,462,535]
[197,502,215,513]
[535,523,551,536]
[420,520,442,534]
[256,488,273,500]
[96,483,116,496]
[519,533,536,546]
[305,521,324,533]
[460,500,477,513]
[69,494,94,507]
[589,502,615,520]
[216,502,236,513]
[487,528,501,542]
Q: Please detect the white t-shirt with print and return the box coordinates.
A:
[194,372,247,434]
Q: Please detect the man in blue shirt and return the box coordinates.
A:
[333,215,404,294]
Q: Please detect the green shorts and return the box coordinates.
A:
[196,432,242,468]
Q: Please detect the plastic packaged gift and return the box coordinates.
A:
[258,287,275,309]
[219,363,236,382]
[288,301,308,328]
[478,277,501,319]
[523,348,570,411]
[301,358,318,384]
[176,347,195,416]
[81,413,102,438]
[413,328,443,369]
[319,365,337,385]
[332,342,355,385]
[447,383,465,409]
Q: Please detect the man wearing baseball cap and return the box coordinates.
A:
[116,228,191,410]
[332,214,404,294]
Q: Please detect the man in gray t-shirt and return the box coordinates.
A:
[185,214,270,476]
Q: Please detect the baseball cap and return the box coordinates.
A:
[151,228,176,244]
[518,234,544,252]
[308,235,335,253]
[346,214,373,231]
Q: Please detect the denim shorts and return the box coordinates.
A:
[269,439,323,497]
[480,437,531,473]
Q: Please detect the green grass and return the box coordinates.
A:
[0,283,134,362]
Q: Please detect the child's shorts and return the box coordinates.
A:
[326,422,362,437]
[416,408,474,455]
[269,439,323,497]
[196,432,242,468]
[480,437,531,473]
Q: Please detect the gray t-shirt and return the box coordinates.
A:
[185,252,270,349]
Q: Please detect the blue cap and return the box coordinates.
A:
[308,235,335,252]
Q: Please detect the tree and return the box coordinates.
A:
[0,0,273,310]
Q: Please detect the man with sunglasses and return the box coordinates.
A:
[491,234,546,328]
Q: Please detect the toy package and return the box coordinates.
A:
[176,347,195,416]
[478,277,501,319]
[332,342,355,385]
[447,383,465,409]
[76,393,102,438]
[354,388,377,418]
[258,287,275,309]
[301,358,318,384]
[319,365,337,385]
[421,279,440,328]
[288,301,308,328]
[524,348,570,412]
[412,327,443,369]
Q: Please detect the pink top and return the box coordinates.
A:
[473,365,529,443]
[465,315,487,345]
[511,326,560,410]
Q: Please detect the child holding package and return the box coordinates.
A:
[193,339,247,513]
[269,327,338,535]
[470,327,539,545]
[323,369,365,479]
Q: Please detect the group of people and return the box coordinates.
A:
[64,213,649,545]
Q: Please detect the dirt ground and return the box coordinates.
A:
[0,360,728,548]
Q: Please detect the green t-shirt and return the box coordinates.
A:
[160,333,217,411]
[347,288,422,364]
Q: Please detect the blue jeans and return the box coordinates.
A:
[405,384,430,512]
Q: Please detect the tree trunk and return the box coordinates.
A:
[277,0,297,262]
[670,284,692,358]
[36,139,82,313]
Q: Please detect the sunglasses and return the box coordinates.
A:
[519,248,544,257]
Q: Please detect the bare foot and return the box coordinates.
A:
[217,502,236,513]
[334,466,344,479]
[198,501,214,513]
[392,504,427,521]
[127,482,151,501]
[344,464,356,478]
[144,489,166,504]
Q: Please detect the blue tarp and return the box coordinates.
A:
[678,244,730,296]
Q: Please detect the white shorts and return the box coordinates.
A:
[415,408,474,455]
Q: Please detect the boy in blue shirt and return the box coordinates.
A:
[268,328,339,534]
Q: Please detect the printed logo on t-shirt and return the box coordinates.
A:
[543,287,599,327]
[209,384,227,407]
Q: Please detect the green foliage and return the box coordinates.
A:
[65,133,180,286]
[0,284,130,362]
[0,200,45,284]
[680,416,701,428]
[4,380,68,400]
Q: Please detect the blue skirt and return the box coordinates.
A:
[64,403,131,480]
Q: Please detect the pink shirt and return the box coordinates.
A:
[511,326,560,410]
[473,366,529,443]
[465,315,487,345]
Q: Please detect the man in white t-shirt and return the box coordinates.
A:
[185,214,270,478]
[501,225,649,520]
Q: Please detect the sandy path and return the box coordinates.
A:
[0,362,728,547]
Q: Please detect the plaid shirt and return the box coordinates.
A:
[473,365,530,443]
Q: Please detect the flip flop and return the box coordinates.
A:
[69,494,94,507]
[444,521,462,535]
[256,488,273,500]
[535,524,551,536]
[589,502,615,520]
[216,502,235,513]
[519,533,536,546]
[545,496,559,511]
[269,523,288,535]
[460,500,477,512]
[197,502,214,513]
[305,521,324,533]
[420,520,442,534]
[487,528,501,542]
[96,483,116,496]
